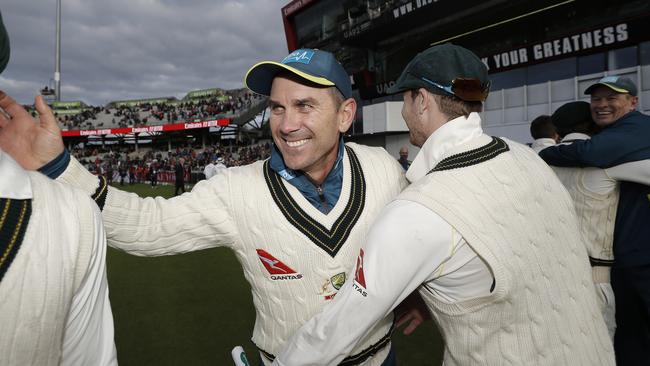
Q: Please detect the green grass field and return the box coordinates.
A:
[107,183,443,365]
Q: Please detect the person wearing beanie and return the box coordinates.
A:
[0,47,416,365]
[548,101,650,341]
[0,11,117,365]
[540,77,650,365]
[273,44,614,365]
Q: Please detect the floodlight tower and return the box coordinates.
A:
[54,0,61,101]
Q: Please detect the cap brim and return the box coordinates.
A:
[386,83,408,95]
[244,61,335,96]
[584,82,629,95]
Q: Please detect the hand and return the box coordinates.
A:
[394,291,431,336]
[0,91,64,170]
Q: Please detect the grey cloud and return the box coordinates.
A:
[0,0,288,105]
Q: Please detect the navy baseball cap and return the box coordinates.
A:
[551,101,593,131]
[387,44,490,102]
[245,48,352,99]
[584,76,637,96]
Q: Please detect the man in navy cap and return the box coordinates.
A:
[0,47,414,365]
[273,43,613,365]
[540,76,650,365]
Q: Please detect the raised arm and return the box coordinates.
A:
[0,91,238,255]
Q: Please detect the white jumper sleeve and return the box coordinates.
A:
[274,200,469,366]
[57,156,239,256]
[604,159,650,185]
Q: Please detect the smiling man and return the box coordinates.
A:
[539,76,650,365]
[0,48,411,365]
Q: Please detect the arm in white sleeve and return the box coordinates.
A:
[57,156,238,256]
[604,159,650,185]
[61,203,117,366]
[273,200,456,366]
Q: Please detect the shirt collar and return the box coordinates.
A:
[531,138,557,149]
[561,132,590,141]
[269,137,345,182]
[406,112,484,183]
[0,150,33,199]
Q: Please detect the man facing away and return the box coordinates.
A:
[0,11,116,366]
[273,43,614,366]
[0,48,414,365]
[529,114,559,153]
[547,100,650,340]
[540,76,650,365]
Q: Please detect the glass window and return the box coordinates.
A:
[489,68,526,90]
[608,46,638,70]
[526,57,576,84]
[578,53,605,76]
[639,41,650,66]
[293,2,344,45]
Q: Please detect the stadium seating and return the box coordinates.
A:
[52,88,266,131]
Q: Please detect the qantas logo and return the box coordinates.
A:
[256,249,303,281]
[353,249,368,297]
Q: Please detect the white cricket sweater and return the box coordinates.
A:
[0,158,116,365]
[400,136,615,365]
[552,166,617,283]
[58,142,407,365]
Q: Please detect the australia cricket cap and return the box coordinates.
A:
[245,48,352,99]
[585,76,637,96]
[387,43,490,102]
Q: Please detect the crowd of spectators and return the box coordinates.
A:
[72,140,272,186]
[51,90,264,131]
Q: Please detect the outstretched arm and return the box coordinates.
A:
[0,92,64,170]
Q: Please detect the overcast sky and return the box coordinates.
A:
[0,0,289,105]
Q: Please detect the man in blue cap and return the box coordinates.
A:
[0,48,414,365]
[540,76,650,365]
[0,11,117,365]
[273,43,613,365]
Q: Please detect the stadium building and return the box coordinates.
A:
[54,87,268,151]
[280,0,650,155]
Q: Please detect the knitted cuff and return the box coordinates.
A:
[38,149,70,179]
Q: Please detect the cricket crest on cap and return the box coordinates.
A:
[282,49,315,65]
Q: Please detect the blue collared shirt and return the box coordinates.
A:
[269,139,344,214]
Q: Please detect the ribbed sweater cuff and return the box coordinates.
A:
[38,149,70,179]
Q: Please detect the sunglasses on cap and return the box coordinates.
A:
[421,77,490,102]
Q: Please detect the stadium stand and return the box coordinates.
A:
[49,87,266,130]
[72,141,272,186]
